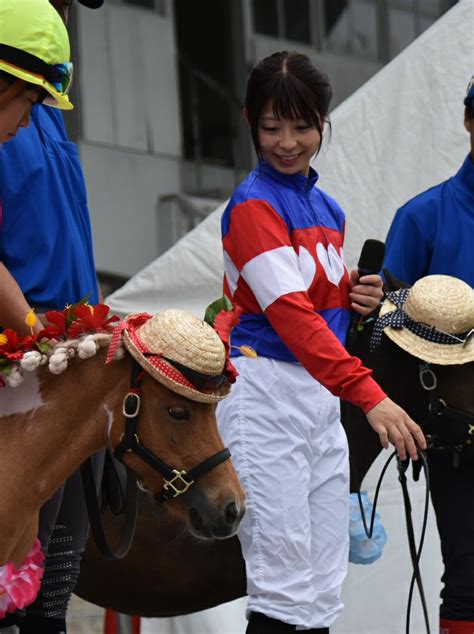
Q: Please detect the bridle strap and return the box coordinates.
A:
[187,448,231,481]
[153,448,231,505]
[80,456,138,560]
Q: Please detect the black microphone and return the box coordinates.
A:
[346,239,385,351]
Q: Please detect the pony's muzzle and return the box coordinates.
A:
[188,495,245,540]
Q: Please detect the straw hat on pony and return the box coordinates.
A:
[373,275,474,365]
[0,0,73,110]
[121,309,231,403]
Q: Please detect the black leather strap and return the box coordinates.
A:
[81,456,138,560]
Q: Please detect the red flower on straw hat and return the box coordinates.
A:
[213,306,242,384]
[213,304,243,346]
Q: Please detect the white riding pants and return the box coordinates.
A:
[217,356,349,630]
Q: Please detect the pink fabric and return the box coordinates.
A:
[0,539,45,617]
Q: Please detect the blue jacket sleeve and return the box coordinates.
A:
[383,204,432,285]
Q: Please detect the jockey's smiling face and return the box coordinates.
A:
[256,101,322,178]
[49,0,74,25]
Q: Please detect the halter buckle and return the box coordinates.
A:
[122,392,141,418]
[163,470,194,498]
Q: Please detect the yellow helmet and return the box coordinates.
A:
[0,0,73,110]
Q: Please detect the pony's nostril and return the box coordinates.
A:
[225,501,239,525]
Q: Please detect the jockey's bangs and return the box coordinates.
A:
[270,75,322,131]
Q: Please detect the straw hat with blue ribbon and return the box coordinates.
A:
[371,275,474,365]
[0,0,73,110]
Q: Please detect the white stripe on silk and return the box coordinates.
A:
[223,250,240,296]
[241,246,307,311]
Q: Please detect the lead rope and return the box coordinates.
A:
[398,452,431,634]
[351,448,431,634]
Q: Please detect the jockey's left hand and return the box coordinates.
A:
[349,271,383,316]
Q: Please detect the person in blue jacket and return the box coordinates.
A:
[0,1,104,633]
[384,77,474,288]
[383,77,474,634]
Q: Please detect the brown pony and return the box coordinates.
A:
[75,280,474,617]
[0,337,245,572]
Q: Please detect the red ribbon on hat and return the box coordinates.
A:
[105,313,152,364]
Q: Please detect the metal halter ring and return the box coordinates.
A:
[428,398,446,414]
[122,392,141,417]
[419,367,437,391]
[163,470,195,498]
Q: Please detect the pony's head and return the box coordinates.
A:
[108,309,245,540]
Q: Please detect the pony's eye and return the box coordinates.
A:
[167,407,191,421]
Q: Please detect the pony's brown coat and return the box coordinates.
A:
[0,348,244,567]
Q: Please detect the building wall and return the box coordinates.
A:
[79,141,179,277]
[77,3,183,277]
[77,3,181,155]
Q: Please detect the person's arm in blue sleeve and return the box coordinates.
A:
[383,204,432,285]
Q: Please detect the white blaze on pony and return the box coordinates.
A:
[0,372,43,417]
[0,303,245,618]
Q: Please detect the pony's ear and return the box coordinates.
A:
[383,268,410,292]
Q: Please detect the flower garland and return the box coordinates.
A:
[0,303,123,611]
[0,539,44,618]
[0,302,122,388]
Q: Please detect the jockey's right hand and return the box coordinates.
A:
[366,397,427,461]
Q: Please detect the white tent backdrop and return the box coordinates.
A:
[108,2,473,632]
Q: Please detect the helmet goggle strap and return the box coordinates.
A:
[0,44,73,95]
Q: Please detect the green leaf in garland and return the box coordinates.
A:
[0,361,12,374]
[65,293,91,327]
[204,296,233,326]
[35,341,52,354]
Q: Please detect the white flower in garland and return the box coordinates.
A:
[48,347,70,375]
[20,351,43,372]
[78,335,98,359]
[1,303,122,386]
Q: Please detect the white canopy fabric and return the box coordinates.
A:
[109,2,473,632]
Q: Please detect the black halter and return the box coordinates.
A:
[113,360,231,504]
[417,362,474,463]
[82,359,231,560]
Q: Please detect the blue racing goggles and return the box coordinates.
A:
[0,45,73,96]
[49,62,74,95]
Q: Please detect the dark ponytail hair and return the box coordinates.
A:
[244,51,332,158]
